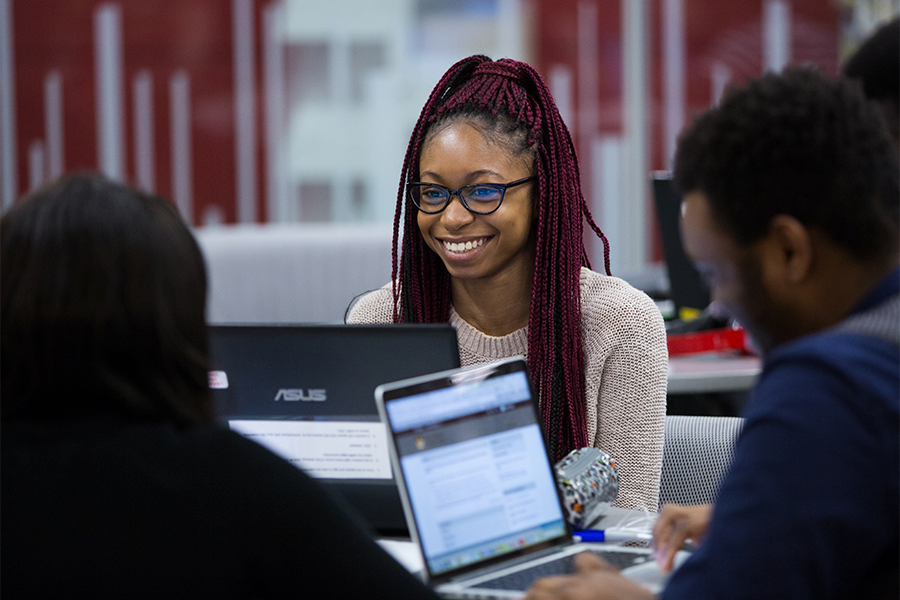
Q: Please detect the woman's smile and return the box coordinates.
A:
[440,236,492,256]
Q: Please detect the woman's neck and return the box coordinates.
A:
[450,268,533,337]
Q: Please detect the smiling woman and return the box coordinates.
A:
[347,56,668,512]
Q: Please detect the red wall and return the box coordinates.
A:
[11,0,271,224]
[9,0,841,230]
[535,0,839,173]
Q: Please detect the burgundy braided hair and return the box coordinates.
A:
[390,55,611,461]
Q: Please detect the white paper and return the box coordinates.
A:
[229,420,393,479]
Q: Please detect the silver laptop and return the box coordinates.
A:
[375,357,658,599]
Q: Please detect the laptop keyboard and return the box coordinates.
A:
[475,550,651,591]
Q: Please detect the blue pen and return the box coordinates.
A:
[573,529,651,543]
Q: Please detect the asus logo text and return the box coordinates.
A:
[274,389,327,402]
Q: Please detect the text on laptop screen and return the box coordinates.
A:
[385,370,567,575]
[227,419,391,479]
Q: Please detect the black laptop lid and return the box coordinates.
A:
[208,323,460,536]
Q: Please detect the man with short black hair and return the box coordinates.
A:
[526,66,899,600]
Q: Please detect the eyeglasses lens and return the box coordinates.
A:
[461,186,502,212]
[410,184,448,212]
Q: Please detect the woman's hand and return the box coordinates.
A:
[652,503,713,572]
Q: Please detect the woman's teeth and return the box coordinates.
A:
[443,238,486,254]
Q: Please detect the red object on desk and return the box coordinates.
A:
[667,327,753,356]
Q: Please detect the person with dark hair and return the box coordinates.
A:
[347,56,668,512]
[843,17,899,150]
[525,67,899,599]
[0,172,441,599]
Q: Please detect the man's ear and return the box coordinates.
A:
[766,215,813,284]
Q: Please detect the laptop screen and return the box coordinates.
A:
[208,323,461,536]
[378,359,569,578]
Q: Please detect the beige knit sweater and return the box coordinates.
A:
[347,267,668,511]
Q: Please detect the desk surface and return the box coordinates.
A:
[667,352,762,394]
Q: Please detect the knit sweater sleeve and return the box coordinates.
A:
[579,269,668,512]
[345,283,394,324]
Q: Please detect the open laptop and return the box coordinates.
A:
[207,323,460,537]
[375,357,660,599]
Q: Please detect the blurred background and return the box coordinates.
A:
[2,0,898,283]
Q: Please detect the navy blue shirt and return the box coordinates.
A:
[663,271,900,600]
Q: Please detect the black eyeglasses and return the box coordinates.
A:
[408,176,536,215]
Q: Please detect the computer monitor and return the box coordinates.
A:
[651,172,710,314]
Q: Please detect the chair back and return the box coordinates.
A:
[658,415,745,510]
[195,224,392,324]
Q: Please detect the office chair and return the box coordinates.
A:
[658,415,746,510]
